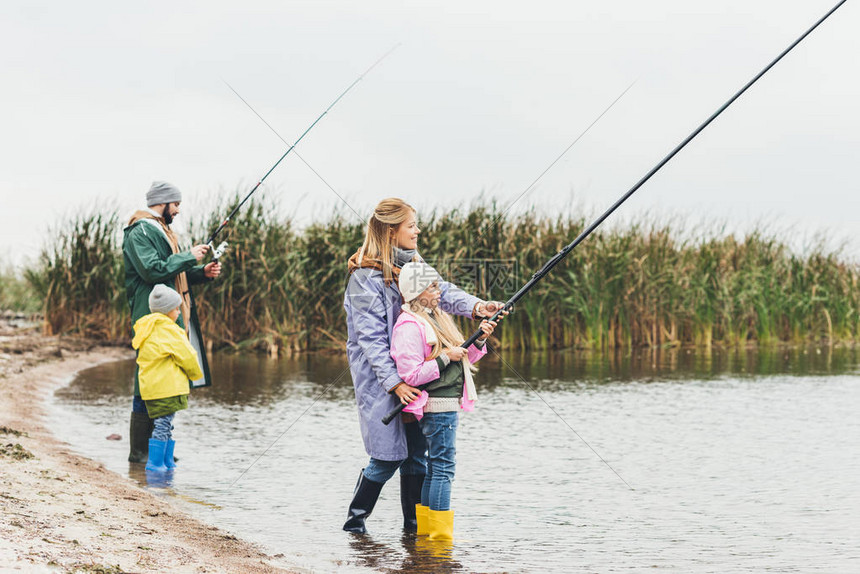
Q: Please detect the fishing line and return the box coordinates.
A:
[488,346,635,490]
[221,80,364,224]
[383,0,850,427]
[483,79,637,235]
[206,44,401,248]
[228,364,353,488]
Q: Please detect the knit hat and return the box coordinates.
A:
[398,261,441,303]
[146,181,182,207]
[149,284,182,314]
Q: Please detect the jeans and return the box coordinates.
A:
[132,395,147,413]
[362,421,427,483]
[152,413,175,442]
[419,411,458,511]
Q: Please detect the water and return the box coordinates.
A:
[51,348,860,573]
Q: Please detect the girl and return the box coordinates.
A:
[343,198,504,534]
[391,261,498,541]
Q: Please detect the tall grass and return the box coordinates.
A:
[27,211,126,339]
[0,260,40,313]
[27,198,860,352]
[188,198,364,353]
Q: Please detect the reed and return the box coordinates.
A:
[0,261,40,313]
[188,198,364,353]
[27,198,860,352]
[27,210,127,339]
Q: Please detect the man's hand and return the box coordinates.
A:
[190,244,210,262]
[392,383,421,405]
[204,262,222,279]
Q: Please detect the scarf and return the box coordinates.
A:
[128,210,192,333]
[347,246,419,286]
[393,247,416,268]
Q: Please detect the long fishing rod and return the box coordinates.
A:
[205,44,400,254]
[383,0,848,425]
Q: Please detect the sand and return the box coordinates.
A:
[0,315,295,573]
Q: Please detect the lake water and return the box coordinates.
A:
[51,347,860,573]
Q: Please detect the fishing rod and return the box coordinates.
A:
[205,44,400,260]
[383,0,848,425]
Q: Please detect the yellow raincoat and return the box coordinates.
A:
[132,313,203,402]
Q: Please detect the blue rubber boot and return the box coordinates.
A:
[164,440,176,470]
[145,439,168,472]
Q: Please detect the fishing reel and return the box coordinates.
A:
[210,241,229,262]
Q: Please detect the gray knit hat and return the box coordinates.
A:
[146,181,182,207]
[149,284,182,314]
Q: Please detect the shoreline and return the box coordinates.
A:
[0,321,295,573]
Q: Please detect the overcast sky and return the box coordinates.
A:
[2,0,857,267]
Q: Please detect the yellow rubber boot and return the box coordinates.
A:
[415,504,430,536]
[427,508,454,541]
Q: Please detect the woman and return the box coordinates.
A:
[343,198,503,534]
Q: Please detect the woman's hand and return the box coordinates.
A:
[476,300,509,319]
[392,383,421,405]
[444,347,466,362]
[476,319,498,342]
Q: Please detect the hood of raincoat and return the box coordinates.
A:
[131,312,173,350]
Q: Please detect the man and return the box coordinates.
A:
[122,181,221,463]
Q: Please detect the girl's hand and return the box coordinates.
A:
[393,383,420,405]
[445,347,466,362]
[477,319,497,342]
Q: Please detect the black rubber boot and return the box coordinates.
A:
[343,470,384,534]
[128,411,154,463]
[400,473,425,533]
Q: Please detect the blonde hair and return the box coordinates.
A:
[357,198,417,284]
[405,295,476,375]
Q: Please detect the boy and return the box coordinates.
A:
[132,284,203,472]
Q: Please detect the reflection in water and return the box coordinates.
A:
[128,464,223,508]
[58,353,360,406]
[483,344,859,388]
[128,463,174,490]
[53,346,860,573]
[144,469,174,489]
[57,346,860,406]
[347,533,462,574]
[409,538,460,574]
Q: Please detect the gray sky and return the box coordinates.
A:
[2,0,858,267]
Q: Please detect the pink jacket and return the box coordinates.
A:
[390,311,487,419]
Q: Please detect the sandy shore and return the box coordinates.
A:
[0,316,295,573]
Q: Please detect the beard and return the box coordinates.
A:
[161,205,174,225]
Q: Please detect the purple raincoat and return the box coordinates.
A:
[344,267,480,461]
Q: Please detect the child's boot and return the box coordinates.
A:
[415,504,430,536]
[145,439,168,472]
[427,509,454,541]
[164,440,176,469]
